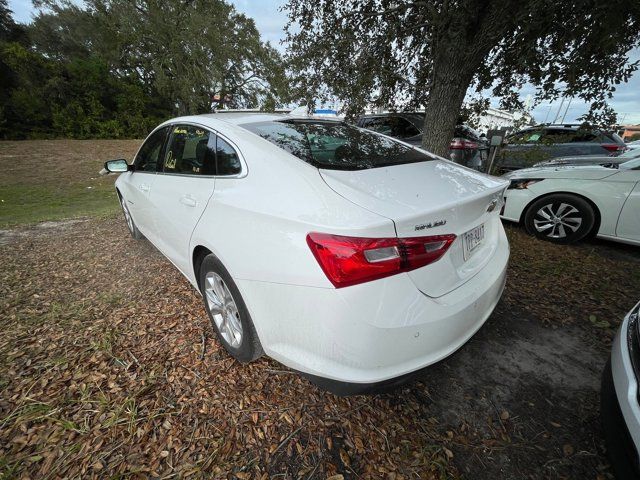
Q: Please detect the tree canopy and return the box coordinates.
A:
[284,0,640,155]
[0,0,289,139]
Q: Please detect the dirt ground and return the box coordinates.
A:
[1,214,639,479]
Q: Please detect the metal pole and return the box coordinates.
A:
[560,98,572,123]
[486,146,498,174]
[552,98,565,123]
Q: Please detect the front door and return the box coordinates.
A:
[149,124,217,275]
[125,126,169,237]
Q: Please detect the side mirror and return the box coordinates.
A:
[103,159,129,174]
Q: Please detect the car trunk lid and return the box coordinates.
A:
[320,160,508,297]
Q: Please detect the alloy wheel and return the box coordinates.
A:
[204,272,243,348]
[533,202,583,239]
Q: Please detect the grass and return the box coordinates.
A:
[0,139,140,227]
[0,183,119,227]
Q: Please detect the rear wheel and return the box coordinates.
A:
[119,194,143,239]
[199,254,263,363]
[524,193,595,244]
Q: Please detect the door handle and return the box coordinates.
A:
[139,183,150,192]
[180,195,197,207]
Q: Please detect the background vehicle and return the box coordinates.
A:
[626,139,640,151]
[601,300,640,479]
[501,157,640,245]
[104,113,509,394]
[497,124,626,173]
[533,148,640,168]
[356,113,489,170]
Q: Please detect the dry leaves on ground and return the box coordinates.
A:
[0,217,454,479]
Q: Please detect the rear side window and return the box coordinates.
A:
[241,120,434,170]
[538,128,583,144]
[361,116,420,139]
[508,129,543,144]
[163,125,216,175]
[215,136,241,175]
[134,127,169,172]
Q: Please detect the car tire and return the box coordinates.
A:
[119,194,143,240]
[524,193,595,244]
[199,254,263,363]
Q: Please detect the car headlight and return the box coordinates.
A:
[626,302,640,395]
[507,179,543,190]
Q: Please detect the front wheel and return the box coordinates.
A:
[524,194,595,244]
[199,254,263,363]
[119,194,143,239]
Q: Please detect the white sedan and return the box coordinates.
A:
[501,157,640,245]
[104,113,509,394]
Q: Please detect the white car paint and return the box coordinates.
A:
[609,301,640,458]
[501,159,640,246]
[114,113,510,385]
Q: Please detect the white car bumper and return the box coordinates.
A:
[236,225,509,390]
[603,301,640,476]
[501,187,536,223]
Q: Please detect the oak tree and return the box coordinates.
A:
[284,0,640,156]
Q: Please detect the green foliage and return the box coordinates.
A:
[0,0,290,140]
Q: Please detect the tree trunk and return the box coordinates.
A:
[421,57,475,158]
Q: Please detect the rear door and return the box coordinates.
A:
[149,124,218,275]
[123,126,169,237]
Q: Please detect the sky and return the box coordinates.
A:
[8,0,640,125]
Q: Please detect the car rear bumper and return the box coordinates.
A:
[236,226,509,388]
[601,303,640,478]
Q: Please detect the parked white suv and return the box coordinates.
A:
[104,113,510,394]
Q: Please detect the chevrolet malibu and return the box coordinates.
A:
[103,113,510,394]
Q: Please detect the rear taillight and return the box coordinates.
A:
[602,144,626,154]
[306,232,456,288]
[450,138,478,150]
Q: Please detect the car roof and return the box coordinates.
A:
[158,112,344,131]
[199,112,288,125]
[359,112,424,118]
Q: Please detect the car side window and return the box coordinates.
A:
[134,127,169,172]
[538,128,578,144]
[163,125,216,175]
[363,117,420,139]
[508,129,543,144]
[390,117,420,138]
[362,118,394,136]
[216,136,241,175]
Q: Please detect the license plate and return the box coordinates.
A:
[463,224,485,261]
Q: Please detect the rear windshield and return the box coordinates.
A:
[241,120,434,170]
